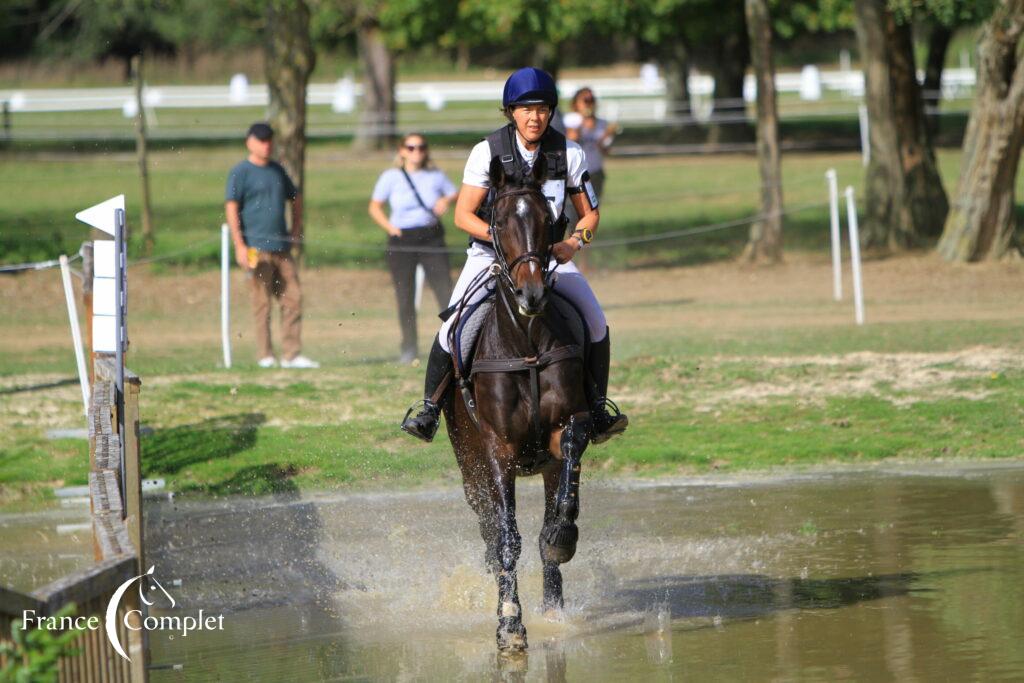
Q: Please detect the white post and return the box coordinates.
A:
[857,103,870,167]
[414,263,425,312]
[844,186,865,325]
[825,169,843,301]
[221,223,232,368]
[59,255,90,415]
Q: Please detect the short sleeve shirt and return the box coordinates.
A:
[462,134,588,220]
[225,160,297,252]
[371,168,457,230]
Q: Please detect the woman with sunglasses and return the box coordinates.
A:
[400,67,628,446]
[369,134,457,364]
[563,87,617,203]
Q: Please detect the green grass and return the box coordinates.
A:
[2,146,1022,504]
[3,145,1012,270]
[2,318,1022,501]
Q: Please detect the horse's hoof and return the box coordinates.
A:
[497,619,528,652]
[541,522,578,563]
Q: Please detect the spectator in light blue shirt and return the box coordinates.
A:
[369,134,458,364]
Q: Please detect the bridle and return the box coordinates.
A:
[487,186,554,296]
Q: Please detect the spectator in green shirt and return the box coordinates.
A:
[225,122,319,369]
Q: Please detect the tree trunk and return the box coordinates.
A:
[938,0,1024,261]
[707,19,751,145]
[534,42,561,82]
[658,41,691,125]
[924,23,953,136]
[924,23,952,105]
[264,0,315,193]
[130,54,154,256]
[854,0,948,249]
[742,0,783,263]
[354,17,396,151]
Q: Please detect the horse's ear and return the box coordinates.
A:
[532,153,548,185]
[488,156,506,189]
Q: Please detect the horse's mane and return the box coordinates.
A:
[487,152,548,194]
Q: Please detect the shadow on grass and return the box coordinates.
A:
[0,377,78,395]
[177,463,300,496]
[143,413,266,476]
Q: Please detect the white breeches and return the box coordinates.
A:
[438,242,607,352]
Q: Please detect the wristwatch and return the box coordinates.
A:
[573,227,594,245]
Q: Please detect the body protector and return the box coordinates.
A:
[475,123,573,244]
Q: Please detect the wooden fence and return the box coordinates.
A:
[0,356,147,682]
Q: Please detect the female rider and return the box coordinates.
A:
[400,67,627,444]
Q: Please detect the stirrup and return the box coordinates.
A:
[591,397,628,444]
[400,399,441,442]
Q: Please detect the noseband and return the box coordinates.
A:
[488,187,553,295]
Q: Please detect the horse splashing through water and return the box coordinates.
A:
[442,154,593,653]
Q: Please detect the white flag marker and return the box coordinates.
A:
[75,195,125,236]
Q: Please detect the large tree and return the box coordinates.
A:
[938,0,1024,261]
[888,1,995,130]
[853,0,948,249]
[622,0,750,140]
[354,11,396,150]
[743,0,783,262]
[265,0,315,192]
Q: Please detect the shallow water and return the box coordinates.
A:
[0,499,91,593]
[132,462,1024,681]
[4,464,1021,680]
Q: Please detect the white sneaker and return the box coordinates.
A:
[257,356,277,368]
[281,355,320,369]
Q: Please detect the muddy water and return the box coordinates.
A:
[0,500,92,593]
[140,462,1024,679]
[142,464,1024,679]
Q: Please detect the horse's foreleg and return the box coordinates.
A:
[540,467,565,614]
[541,411,591,566]
[487,447,527,653]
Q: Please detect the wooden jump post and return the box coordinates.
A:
[0,357,147,682]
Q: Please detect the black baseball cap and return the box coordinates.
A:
[246,122,273,140]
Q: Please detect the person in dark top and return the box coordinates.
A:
[225,122,319,369]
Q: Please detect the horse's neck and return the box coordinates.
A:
[494,286,553,355]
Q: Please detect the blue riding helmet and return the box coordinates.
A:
[502,67,559,109]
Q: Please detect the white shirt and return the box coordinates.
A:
[462,132,589,220]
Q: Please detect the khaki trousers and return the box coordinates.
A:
[249,250,302,360]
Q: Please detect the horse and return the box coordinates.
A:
[441,153,593,653]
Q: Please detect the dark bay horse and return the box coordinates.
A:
[442,155,592,653]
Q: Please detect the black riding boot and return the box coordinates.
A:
[400,335,449,442]
[588,328,628,444]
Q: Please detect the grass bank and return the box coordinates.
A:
[1,254,1022,505]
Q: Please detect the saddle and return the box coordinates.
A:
[450,289,587,378]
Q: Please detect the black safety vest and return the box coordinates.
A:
[475,124,569,233]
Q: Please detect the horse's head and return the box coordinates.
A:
[488,154,552,317]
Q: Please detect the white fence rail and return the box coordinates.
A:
[0,68,976,115]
